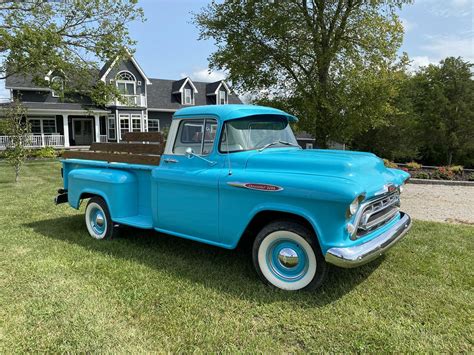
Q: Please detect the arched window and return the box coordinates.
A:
[51,76,64,97]
[116,71,136,82]
[116,71,136,96]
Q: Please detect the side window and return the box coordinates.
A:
[172,119,217,155]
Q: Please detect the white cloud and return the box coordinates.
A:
[409,56,436,70]
[451,0,470,8]
[417,0,472,17]
[400,18,415,32]
[422,36,474,63]
[180,68,227,82]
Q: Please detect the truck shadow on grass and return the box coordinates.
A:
[26,214,384,307]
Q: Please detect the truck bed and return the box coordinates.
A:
[62,132,164,165]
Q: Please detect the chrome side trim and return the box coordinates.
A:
[227,182,284,192]
[325,212,412,268]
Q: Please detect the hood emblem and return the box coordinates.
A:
[375,183,398,195]
[227,182,283,192]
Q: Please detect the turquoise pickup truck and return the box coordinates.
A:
[56,105,411,291]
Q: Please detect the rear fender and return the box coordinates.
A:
[67,168,138,219]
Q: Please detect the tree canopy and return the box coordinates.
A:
[0,0,144,105]
[195,0,411,147]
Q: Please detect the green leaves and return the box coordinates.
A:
[194,0,410,147]
[2,100,30,182]
[0,0,144,106]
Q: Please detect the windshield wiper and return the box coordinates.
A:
[258,140,301,152]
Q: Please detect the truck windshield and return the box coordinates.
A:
[219,116,299,153]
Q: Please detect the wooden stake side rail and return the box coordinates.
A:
[122,132,164,143]
[90,143,164,155]
[62,132,165,165]
[62,150,161,165]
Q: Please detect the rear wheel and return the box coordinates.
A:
[252,220,327,291]
[85,197,115,240]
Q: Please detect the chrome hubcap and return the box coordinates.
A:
[95,214,105,227]
[278,248,299,268]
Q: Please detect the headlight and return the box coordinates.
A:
[349,198,359,215]
[346,194,364,219]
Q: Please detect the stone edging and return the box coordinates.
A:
[407,178,474,186]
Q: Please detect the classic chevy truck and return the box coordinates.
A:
[56,105,411,291]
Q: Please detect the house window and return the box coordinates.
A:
[51,76,64,97]
[107,115,116,140]
[219,90,227,105]
[148,119,160,132]
[42,119,57,134]
[29,119,41,134]
[305,143,313,149]
[119,114,130,140]
[184,88,193,105]
[131,114,141,132]
[116,71,136,105]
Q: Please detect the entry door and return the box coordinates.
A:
[154,119,221,243]
[74,120,93,145]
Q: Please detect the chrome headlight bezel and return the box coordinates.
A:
[346,194,365,219]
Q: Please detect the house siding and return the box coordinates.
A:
[148,111,173,130]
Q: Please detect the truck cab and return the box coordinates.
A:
[57,104,412,291]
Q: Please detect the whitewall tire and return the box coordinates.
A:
[252,220,327,291]
[85,197,115,240]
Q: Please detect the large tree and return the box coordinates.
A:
[195,0,410,146]
[0,0,144,105]
[411,57,474,166]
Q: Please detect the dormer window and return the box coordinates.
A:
[219,90,227,105]
[172,77,198,106]
[206,80,230,105]
[51,76,64,97]
[184,88,193,105]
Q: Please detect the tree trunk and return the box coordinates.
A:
[447,151,453,166]
[15,165,20,183]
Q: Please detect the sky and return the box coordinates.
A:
[0,0,472,99]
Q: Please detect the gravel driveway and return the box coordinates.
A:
[401,184,474,225]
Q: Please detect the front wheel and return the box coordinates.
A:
[85,197,115,240]
[252,220,327,291]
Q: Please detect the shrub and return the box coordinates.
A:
[432,167,455,180]
[448,165,463,174]
[383,159,398,168]
[406,161,422,170]
[411,171,430,179]
[29,147,58,159]
[467,173,474,181]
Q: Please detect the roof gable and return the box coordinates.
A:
[99,52,151,85]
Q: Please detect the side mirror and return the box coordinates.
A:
[185,147,194,159]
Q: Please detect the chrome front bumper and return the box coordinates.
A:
[325,212,412,268]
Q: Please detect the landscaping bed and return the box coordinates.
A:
[384,160,474,182]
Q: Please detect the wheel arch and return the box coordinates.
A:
[237,209,323,249]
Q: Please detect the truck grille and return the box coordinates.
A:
[356,192,400,237]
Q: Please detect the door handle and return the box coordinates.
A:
[164,158,178,164]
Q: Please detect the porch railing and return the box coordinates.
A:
[111,94,147,107]
[0,134,65,149]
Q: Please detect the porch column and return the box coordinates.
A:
[62,114,70,148]
[94,114,100,143]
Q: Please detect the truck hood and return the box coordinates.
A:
[244,148,410,198]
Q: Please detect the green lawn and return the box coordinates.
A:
[0,160,472,352]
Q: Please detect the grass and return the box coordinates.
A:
[0,160,472,352]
